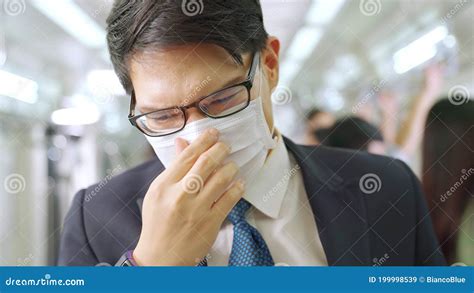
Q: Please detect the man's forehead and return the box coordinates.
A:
[130,45,242,72]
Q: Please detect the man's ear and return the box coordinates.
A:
[261,36,280,91]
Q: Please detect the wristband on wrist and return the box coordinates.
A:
[115,250,138,266]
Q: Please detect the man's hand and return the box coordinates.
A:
[133,128,244,266]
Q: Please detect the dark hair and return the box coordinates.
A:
[306,108,323,120]
[106,0,268,94]
[319,116,384,151]
[422,98,474,264]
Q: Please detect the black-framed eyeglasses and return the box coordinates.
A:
[128,52,260,137]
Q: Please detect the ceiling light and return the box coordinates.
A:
[31,0,105,48]
[286,26,323,62]
[51,105,100,126]
[0,70,38,104]
[306,0,346,25]
[393,26,448,74]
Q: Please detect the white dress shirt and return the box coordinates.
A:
[207,133,328,266]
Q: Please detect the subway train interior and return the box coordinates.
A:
[0,0,473,266]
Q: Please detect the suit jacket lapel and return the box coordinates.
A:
[283,137,371,266]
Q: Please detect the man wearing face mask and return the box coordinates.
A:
[58,0,445,266]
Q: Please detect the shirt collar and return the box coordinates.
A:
[243,130,292,219]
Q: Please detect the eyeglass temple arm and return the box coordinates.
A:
[128,92,136,118]
[248,51,260,81]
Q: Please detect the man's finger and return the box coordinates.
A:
[198,161,238,204]
[175,137,189,155]
[211,180,245,219]
[183,142,231,190]
[165,128,219,181]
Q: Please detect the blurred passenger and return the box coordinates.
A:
[304,108,335,145]
[422,98,474,265]
[395,64,444,158]
[377,91,399,145]
[319,116,386,155]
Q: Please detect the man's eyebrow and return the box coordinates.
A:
[139,73,246,113]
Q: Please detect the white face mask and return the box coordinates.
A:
[145,96,277,185]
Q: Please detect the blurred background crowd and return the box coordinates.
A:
[0,0,472,266]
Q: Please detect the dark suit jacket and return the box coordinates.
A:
[58,137,446,266]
